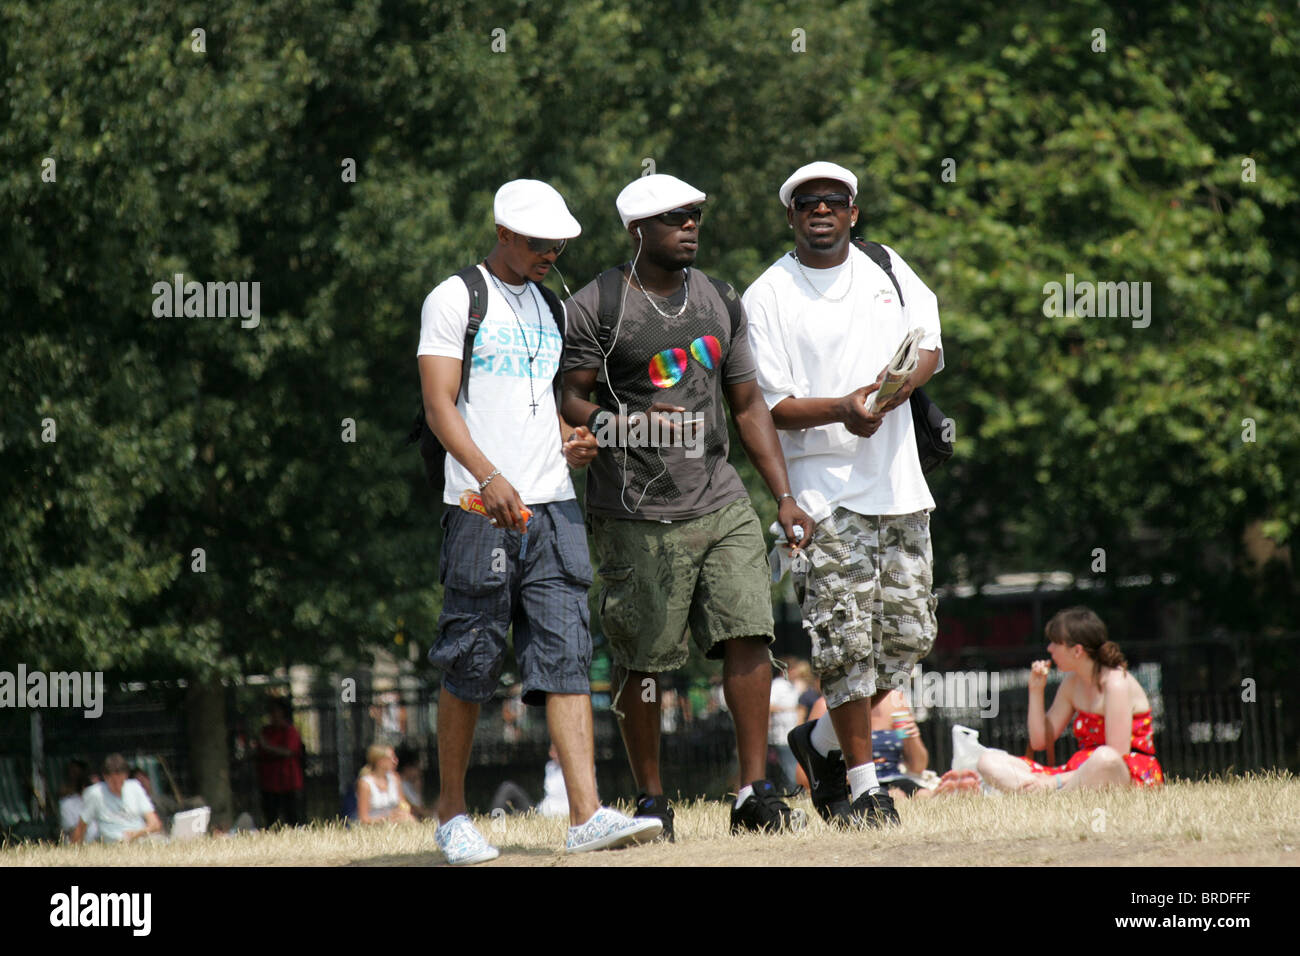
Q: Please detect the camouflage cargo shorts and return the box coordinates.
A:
[795,508,938,710]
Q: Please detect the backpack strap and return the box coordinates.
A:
[405,263,489,453]
[594,265,628,350]
[593,266,743,345]
[852,239,905,309]
[455,264,489,402]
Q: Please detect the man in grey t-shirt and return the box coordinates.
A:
[561,174,813,839]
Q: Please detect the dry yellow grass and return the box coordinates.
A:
[6,772,1297,867]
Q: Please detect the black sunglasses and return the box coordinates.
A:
[524,236,567,256]
[653,206,704,227]
[792,192,852,212]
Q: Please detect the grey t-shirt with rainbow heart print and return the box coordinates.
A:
[562,265,756,522]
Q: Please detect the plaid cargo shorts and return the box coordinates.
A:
[795,508,938,710]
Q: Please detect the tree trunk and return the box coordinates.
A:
[185,676,234,830]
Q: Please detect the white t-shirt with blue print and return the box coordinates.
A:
[418,264,575,507]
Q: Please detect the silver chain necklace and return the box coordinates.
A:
[487,270,545,416]
[632,267,690,319]
[791,250,854,303]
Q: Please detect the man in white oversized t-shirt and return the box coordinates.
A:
[416,180,661,863]
[743,162,943,830]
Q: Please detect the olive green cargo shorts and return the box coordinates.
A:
[590,498,775,673]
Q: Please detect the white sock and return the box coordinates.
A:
[735,784,754,809]
[847,763,880,802]
[810,713,840,757]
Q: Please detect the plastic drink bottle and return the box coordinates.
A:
[459,490,532,526]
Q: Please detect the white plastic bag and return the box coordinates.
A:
[951,724,988,772]
[951,725,1007,795]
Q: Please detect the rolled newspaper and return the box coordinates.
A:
[864,327,924,414]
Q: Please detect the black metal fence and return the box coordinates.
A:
[5,625,1297,838]
[3,676,1290,842]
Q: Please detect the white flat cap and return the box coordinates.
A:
[778,161,859,207]
[494,180,582,239]
[616,174,707,228]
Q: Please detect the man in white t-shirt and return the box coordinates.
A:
[71,753,162,844]
[416,180,661,863]
[743,161,943,830]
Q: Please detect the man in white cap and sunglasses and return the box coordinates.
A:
[560,174,814,839]
[742,162,944,829]
[417,179,662,863]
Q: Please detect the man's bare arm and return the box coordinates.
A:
[726,378,813,548]
[560,368,601,430]
[418,354,528,531]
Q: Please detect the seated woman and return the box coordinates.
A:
[979,607,1164,792]
[356,744,415,825]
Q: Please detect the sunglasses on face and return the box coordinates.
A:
[653,207,704,227]
[523,236,567,256]
[792,192,852,212]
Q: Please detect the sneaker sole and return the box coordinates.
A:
[634,803,675,843]
[566,817,663,854]
[443,845,500,865]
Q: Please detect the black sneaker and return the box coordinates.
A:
[730,779,807,834]
[634,793,674,843]
[787,721,851,825]
[849,787,901,829]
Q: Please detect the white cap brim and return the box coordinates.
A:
[779,161,858,207]
[494,179,582,239]
[616,174,707,228]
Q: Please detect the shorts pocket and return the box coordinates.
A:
[804,581,873,675]
[439,510,509,595]
[552,503,594,587]
[597,565,635,632]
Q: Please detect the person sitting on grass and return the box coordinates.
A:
[978,607,1165,792]
[71,753,164,844]
[357,744,415,825]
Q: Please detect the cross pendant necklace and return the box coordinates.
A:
[487,268,545,416]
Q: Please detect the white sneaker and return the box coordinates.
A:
[565,807,663,853]
[436,814,500,865]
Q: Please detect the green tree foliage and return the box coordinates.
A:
[2,0,1296,696]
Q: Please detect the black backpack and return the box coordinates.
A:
[590,265,743,353]
[851,239,954,475]
[405,264,565,496]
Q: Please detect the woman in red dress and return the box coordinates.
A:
[978,607,1164,792]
